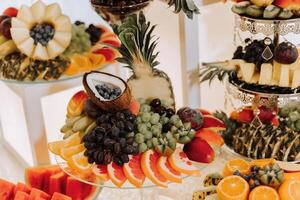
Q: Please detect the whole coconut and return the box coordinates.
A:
[274,42,298,64]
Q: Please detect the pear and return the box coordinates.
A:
[53,31,72,48]
[10,28,30,45]
[31,0,46,23]
[11,18,30,29]
[47,40,64,59]
[18,38,35,57]
[53,15,72,32]
[33,43,49,60]
[17,5,35,26]
[44,3,62,22]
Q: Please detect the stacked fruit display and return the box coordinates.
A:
[214,105,300,162]
[193,158,300,200]
[231,0,300,19]
[0,1,120,81]
[0,165,99,200]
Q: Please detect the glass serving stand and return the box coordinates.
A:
[55,154,215,200]
[0,64,113,166]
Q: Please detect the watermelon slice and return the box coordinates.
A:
[51,192,71,200]
[29,188,50,200]
[48,172,67,195]
[14,182,31,195]
[0,178,15,200]
[66,177,100,200]
[14,191,29,200]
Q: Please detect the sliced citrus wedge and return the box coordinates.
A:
[217,175,249,200]
[67,151,92,172]
[141,150,167,188]
[157,156,181,183]
[92,164,109,182]
[60,144,85,160]
[249,186,279,200]
[64,132,81,147]
[279,179,300,200]
[107,162,126,188]
[48,141,65,155]
[168,148,200,176]
[123,154,145,188]
[223,159,250,177]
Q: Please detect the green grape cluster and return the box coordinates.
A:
[279,102,300,131]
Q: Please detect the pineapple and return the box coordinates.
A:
[113,12,175,108]
[272,61,281,81]
[292,68,300,88]
[279,65,290,87]
[239,63,255,82]
[164,0,200,19]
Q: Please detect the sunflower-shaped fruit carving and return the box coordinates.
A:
[10,1,72,60]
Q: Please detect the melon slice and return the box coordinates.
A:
[0,178,15,200]
[259,63,273,85]
[65,177,99,200]
[279,65,290,87]
[14,182,31,195]
[48,172,67,196]
[14,191,30,200]
[239,63,255,82]
[29,188,50,200]
[51,192,71,200]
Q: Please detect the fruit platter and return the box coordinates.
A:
[192,158,300,200]
[0,1,120,82]
[47,12,227,190]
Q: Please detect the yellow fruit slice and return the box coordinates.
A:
[217,175,249,200]
[249,186,279,200]
[67,151,92,172]
[88,53,105,69]
[279,179,300,200]
[250,158,275,168]
[223,159,250,177]
[48,140,65,155]
[157,156,182,183]
[64,132,81,147]
[60,144,85,160]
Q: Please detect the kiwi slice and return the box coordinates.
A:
[263,5,281,19]
[232,1,251,15]
[278,9,293,19]
[246,5,263,18]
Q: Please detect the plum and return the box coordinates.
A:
[0,17,12,39]
[274,42,298,64]
[177,107,203,130]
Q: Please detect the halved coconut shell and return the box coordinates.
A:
[83,71,132,111]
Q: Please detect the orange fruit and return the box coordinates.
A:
[284,172,300,181]
[67,151,92,172]
[217,175,249,200]
[250,158,275,168]
[123,154,145,188]
[157,156,181,183]
[92,164,109,182]
[60,144,85,160]
[223,159,250,177]
[48,141,65,155]
[64,64,80,76]
[279,179,300,200]
[141,150,167,188]
[168,148,200,176]
[249,186,279,200]
[107,162,127,188]
[64,132,82,147]
[88,53,105,69]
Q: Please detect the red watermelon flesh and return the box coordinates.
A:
[51,192,72,200]
[29,188,50,200]
[42,166,61,193]
[66,177,83,200]
[0,178,15,200]
[48,172,67,196]
[14,182,31,195]
[14,191,29,200]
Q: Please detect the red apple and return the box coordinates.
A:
[196,108,212,116]
[195,129,224,148]
[93,47,116,62]
[202,115,226,131]
[236,107,254,123]
[183,138,215,163]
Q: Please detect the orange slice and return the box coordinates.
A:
[250,158,275,168]
[48,141,65,155]
[141,150,167,188]
[64,132,81,147]
[88,53,105,68]
[67,151,92,172]
[284,172,300,181]
[123,154,145,188]
[217,175,249,200]
[157,156,181,183]
[107,162,127,188]
[249,186,279,200]
[168,148,200,176]
[223,159,250,177]
[279,179,300,200]
[60,144,85,160]
[92,164,109,182]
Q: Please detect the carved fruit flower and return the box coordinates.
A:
[10,1,72,60]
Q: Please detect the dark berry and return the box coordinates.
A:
[113,156,123,166]
[120,154,129,163]
[166,108,175,118]
[150,98,161,108]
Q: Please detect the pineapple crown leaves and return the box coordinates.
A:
[113,12,160,70]
[200,62,237,85]
[167,0,200,19]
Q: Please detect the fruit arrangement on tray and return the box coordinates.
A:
[0,165,99,200]
[192,158,300,200]
[229,0,300,20]
[201,37,300,94]
[48,12,226,188]
[0,1,120,81]
[214,104,300,162]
